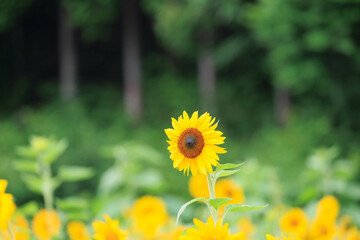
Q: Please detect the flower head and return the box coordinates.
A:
[237,217,256,239]
[266,233,301,240]
[30,136,50,153]
[189,175,210,198]
[165,111,226,175]
[32,209,61,240]
[279,208,308,237]
[0,214,30,240]
[92,215,129,240]
[0,179,16,230]
[180,217,245,240]
[315,195,339,222]
[67,221,91,240]
[130,195,168,239]
[215,179,245,213]
[309,218,336,240]
[158,226,186,240]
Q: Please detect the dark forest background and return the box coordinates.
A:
[1,0,360,214]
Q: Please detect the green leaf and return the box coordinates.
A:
[216,163,244,171]
[214,169,241,181]
[41,139,68,163]
[21,174,43,194]
[224,204,266,218]
[56,197,90,210]
[13,160,38,173]
[17,201,39,216]
[58,166,94,182]
[16,146,36,158]
[208,197,232,210]
[176,198,206,225]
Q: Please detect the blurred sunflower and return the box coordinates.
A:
[32,209,61,240]
[189,174,209,198]
[309,218,336,240]
[67,221,91,240]
[279,208,308,238]
[215,179,245,213]
[165,111,226,176]
[130,195,168,239]
[0,179,16,230]
[92,215,128,240]
[158,226,186,240]
[344,227,360,240]
[0,214,29,240]
[337,216,352,239]
[180,217,244,240]
[315,195,339,221]
[237,217,256,239]
[266,234,300,240]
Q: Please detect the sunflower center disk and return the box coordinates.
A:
[178,128,205,159]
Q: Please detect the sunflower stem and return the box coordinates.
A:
[8,221,15,240]
[206,172,218,224]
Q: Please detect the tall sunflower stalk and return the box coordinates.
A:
[165,111,265,238]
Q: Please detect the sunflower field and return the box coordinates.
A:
[1,0,360,239]
[0,109,359,240]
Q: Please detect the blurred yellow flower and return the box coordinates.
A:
[92,214,129,240]
[344,227,360,240]
[309,218,336,240]
[337,216,352,239]
[266,233,301,240]
[189,175,209,198]
[0,214,30,240]
[158,226,186,240]
[279,208,308,237]
[180,217,245,240]
[32,209,61,240]
[130,195,168,239]
[0,179,16,230]
[215,179,245,213]
[315,195,339,222]
[30,136,50,152]
[67,221,91,240]
[237,217,256,239]
[165,111,226,176]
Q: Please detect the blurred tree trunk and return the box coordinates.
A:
[122,0,142,122]
[59,2,78,101]
[274,87,290,126]
[198,32,216,112]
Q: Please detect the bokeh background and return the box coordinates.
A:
[1,0,360,237]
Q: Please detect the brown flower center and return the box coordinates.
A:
[177,128,205,159]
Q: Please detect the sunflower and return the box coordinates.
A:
[130,195,168,239]
[180,217,245,240]
[266,234,301,240]
[0,179,16,230]
[315,195,339,222]
[189,175,210,198]
[67,221,91,240]
[279,208,308,238]
[165,111,226,175]
[309,218,336,240]
[92,215,129,240]
[0,214,30,240]
[32,209,61,240]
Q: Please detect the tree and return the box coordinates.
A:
[59,1,78,101]
[144,0,243,113]
[248,0,360,126]
[122,0,142,121]
[66,0,143,121]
